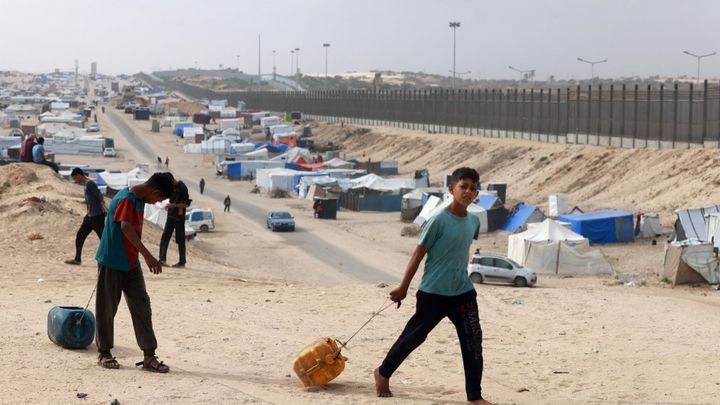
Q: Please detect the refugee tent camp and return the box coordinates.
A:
[559,209,635,244]
[662,242,720,285]
[674,205,720,242]
[255,168,302,192]
[508,218,613,275]
[502,203,546,233]
[475,193,509,232]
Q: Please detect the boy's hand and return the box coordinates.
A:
[389,286,408,308]
[144,254,163,274]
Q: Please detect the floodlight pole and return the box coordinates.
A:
[508,65,533,82]
[449,22,460,89]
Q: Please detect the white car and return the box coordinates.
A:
[467,254,537,287]
[185,208,215,232]
[87,123,100,132]
[103,147,117,157]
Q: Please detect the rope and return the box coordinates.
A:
[336,298,396,352]
[75,287,96,325]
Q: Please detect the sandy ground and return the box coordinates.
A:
[0,95,719,404]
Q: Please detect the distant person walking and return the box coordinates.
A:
[199,178,205,195]
[32,137,59,173]
[164,156,169,168]
[94,113,98,123]
[156,156,162,168]
[65,168,106,266]
[101,106,105,114]
[223,195,231,213]
[159,180,191,268]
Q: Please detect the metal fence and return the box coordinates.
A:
[137,73,720,148]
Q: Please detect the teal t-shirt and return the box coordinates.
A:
[417,208,479,296]
[96,188,145,271]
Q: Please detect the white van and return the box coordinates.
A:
[185,208,215,232]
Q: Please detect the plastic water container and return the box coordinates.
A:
[47,306,95,349]
[293,337,346,386]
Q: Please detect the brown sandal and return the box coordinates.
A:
[135,356,169,373]
[98,354,120,369]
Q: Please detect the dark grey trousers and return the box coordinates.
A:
[95,265,157,356]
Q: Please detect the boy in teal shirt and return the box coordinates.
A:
[95,172,175,373]
[375,167,493,405]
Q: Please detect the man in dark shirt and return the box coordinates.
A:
[65,168,107,265]
[159,180,191,268]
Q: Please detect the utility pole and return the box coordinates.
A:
[257,34,261,89]
[577,57,608,87]
[449,22,460,89]
[236,55,240,72]
[323,43,331,88]
[272,50,276,81]
[683,50,716,83]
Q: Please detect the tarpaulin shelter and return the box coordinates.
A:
[662,242,720,285]
[705,213,720,249]
[475,193,509,232]
[508,219,613,275]
[413,195,489,233]
[559,210,635,244]
[674,205,720,242]
[635,213,663,239]
[502,203,545,233]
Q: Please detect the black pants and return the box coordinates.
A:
[74,214,105,262]
[38,160,59,173]
[159,218,185,264]
[224,204,230,212]
[95,265,157,355]
[379,289,484,401]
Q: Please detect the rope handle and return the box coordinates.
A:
[335,298,396,352]
[76,286,96,325]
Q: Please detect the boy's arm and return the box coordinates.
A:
[389,245,428,308]
[120,221,163,274]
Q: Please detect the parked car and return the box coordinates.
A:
[266,210,295,232]
[103,147,117,157]
[87,123,100,132]
[185,208,215,232]
[467,253,537,287]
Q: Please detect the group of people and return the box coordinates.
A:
[61,164,492,403]
[20,134,59,172]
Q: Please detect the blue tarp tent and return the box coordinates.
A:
[175,123,193,137]
[226,162,242,177]
[477,194,500,210]
[502,203,544,233]
[253,142,288,154]
[559,210,635,244]
[293,172,326,192]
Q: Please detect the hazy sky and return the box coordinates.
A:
[2,0,719,80]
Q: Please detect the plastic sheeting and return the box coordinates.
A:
[350,173,416,193]
[674,205,720,242]
[638,213,663,238]
[501,203,544,233]
[559,210,635,244]
[662,242,720,285]
[256,168,301,192]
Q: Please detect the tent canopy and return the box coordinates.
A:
[559,209,634,244]
[501,203,544,233]
[508,219,613,275]
[674,205,720,242]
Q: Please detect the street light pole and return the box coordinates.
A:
[272,50,276,81]
[236,55,240,72]
[577,57,608,87]
[449,22,460,89]
[508,65,533,82]
[294,48,300,77]
[683,50,716,83]
[323,43,331,88]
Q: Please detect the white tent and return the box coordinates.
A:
[324,157,354,169]
[255,168,300,192]
[638,213,663,239]
[705,213,720,248]
[674,205,720,241]
[508,219,613,275]
[413,195,489,233]
[350,173,415,193]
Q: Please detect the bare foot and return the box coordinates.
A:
[468,399,494,405]
[374,367,392,397]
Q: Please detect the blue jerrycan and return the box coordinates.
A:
[47,306,95,349]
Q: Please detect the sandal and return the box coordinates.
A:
[64,259,81,265]
[98,354,120,369]
[135,356,170,373]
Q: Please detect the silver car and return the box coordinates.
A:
[467,254,537,287]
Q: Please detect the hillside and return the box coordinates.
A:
[311,123,720,225]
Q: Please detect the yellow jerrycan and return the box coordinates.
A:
[293,337,346,386]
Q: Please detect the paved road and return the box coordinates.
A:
[105,110,398,284]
